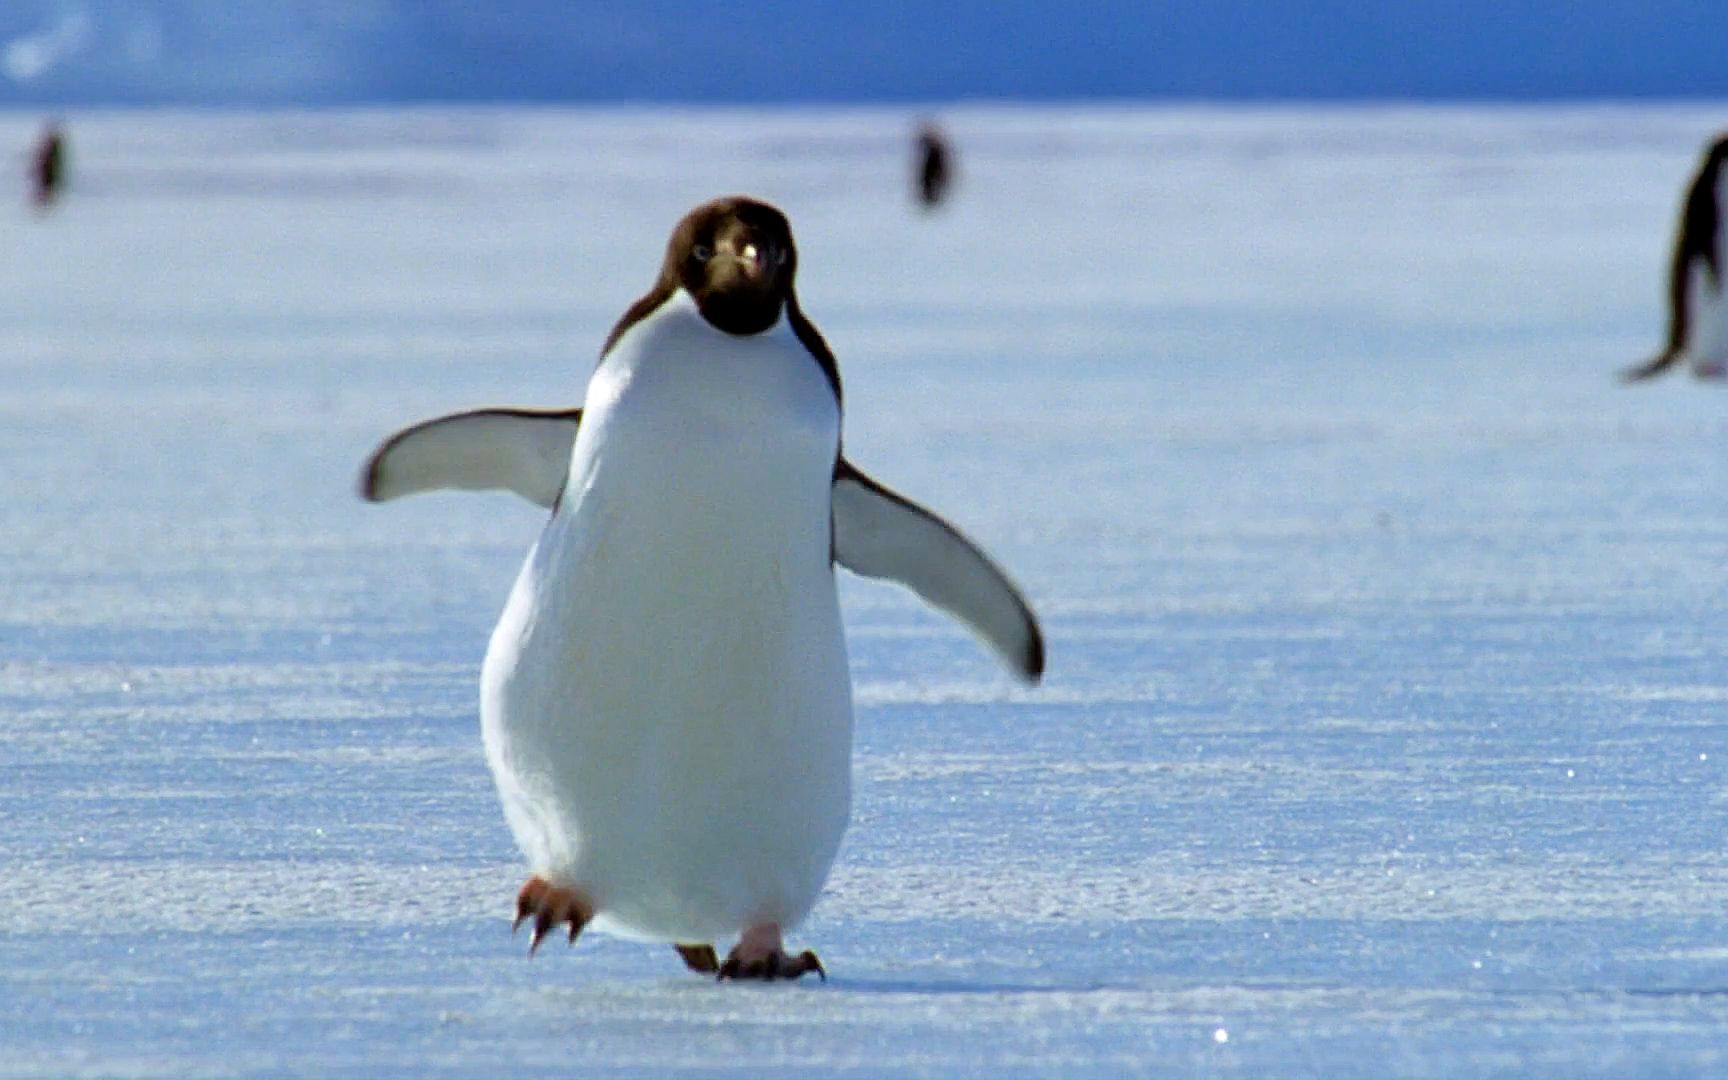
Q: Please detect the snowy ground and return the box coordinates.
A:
[4,104,1728,1076]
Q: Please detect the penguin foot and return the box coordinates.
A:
[1694,361,1728,380]
[511,876,592,957]
[718,946,824,981]
[674,944,720,974]
[717,925,825,982]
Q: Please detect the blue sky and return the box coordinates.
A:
[2,2,1726,105]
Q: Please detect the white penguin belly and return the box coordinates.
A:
[1687,264,1728,367]
[1689,171,1728,371]
[479,296,852,942]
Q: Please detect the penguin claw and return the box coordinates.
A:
[717,947,825,982]
[675,944,720,974]
[511,876,591,958]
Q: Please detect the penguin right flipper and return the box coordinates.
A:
[831,458,1044,683]
[360,407,581,506]
[1624,245,1698,382]
[1621,349,1685,383]
[1623,247,1698,382]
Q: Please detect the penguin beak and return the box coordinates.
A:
[707,235,775,291]
[736,241,767,279]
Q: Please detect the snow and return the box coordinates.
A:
[3,103,1728,1074]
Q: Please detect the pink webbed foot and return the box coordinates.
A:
[511,876,593,957]
[717,924,825,982]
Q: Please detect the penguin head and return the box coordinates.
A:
[1708,134,1728,168]
[666,196,798,337]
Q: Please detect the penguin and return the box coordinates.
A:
[1623,133,1728,382]
[360,196,1043,981]
[914,122,952,210]
[29,121,65,210]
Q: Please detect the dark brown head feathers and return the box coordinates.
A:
[670,196,799,335]
[600,195,841,402]
[1709,133,1728,168]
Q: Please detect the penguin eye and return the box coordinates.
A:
[775,248,788,267]
[692,244,712,263]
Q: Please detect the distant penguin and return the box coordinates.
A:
[360,196,1043,980]
[914,122,952,210]
[29,121,65,210]
[1622,133,1728,382]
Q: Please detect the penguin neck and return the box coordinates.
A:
[679,286,787,338]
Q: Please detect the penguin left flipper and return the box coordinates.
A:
[831,458,1044,683]
[358,414,1046,682]
[360,407,582,506]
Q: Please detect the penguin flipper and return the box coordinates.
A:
[360,407,581,507]
[831,458,1044,683]
[1620,350,1685,383]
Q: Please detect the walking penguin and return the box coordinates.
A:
[360,196,1043,979]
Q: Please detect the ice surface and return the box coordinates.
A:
[4,104,1728,1075]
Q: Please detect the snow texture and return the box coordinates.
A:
[3,104,1728,1075]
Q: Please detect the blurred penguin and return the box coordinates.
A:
[914,121,952,210]
[1623,133,1728,382]
[30,121,66,210]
